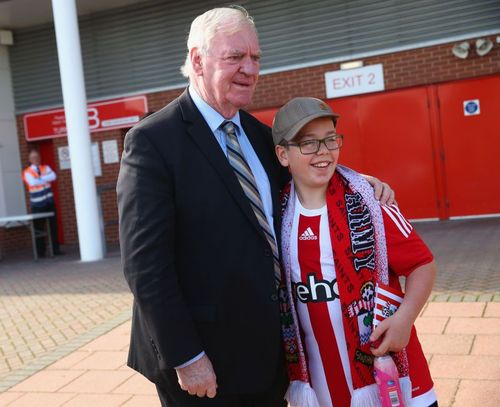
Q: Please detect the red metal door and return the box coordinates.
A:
[253,89,440,219]
[252,75,500,220]
[437,75,500,217]
[327,88,440,220]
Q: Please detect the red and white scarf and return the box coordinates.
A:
[279,165,412,407]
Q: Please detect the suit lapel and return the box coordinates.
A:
[178,91,263,236]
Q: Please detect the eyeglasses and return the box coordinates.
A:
[284,135,343,155]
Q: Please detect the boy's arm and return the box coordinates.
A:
[370,260,437,356]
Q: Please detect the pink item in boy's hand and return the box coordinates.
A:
[373,355,405,407]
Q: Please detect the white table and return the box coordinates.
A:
[0,212,55,260]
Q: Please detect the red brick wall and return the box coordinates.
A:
[16,119,127,246]
[147,88,183,112]
[0,227,32,255]
[48,131,125,245]
[11,35,500,252]
[249,35,500,110]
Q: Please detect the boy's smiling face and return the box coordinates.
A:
[275,116,340,192]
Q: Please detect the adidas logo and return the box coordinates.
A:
[299,227,318,240]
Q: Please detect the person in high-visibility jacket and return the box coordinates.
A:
[22,149,62,256]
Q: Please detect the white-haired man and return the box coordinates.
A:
[117,6,394,406]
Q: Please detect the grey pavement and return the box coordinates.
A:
[414,217,500,301]
[0,218,499,406]
[0,249,132,388]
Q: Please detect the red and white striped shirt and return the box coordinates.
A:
[290,195,436,407]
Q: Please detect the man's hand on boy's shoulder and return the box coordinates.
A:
[361,174,397,206]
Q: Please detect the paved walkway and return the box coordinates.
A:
[0,250,132,383]
[0,218,498,406]
[415,218,500,302]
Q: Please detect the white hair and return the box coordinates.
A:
[180,5,257,78]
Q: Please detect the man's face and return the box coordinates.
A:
[194,24,260,118]
[29,151,41,166]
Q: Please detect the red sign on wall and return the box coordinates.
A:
[23,95,148,141]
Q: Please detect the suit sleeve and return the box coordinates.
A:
[382,204,434,277]
[117,126,203,369]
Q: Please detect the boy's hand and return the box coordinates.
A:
[369,312,412,356]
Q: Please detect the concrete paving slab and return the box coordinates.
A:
[423,302,486,317]
[433,378,459,407]
[484,302,500,317]
[112,374,158,395]
[70,351,128,370]
[3,393,75,407]
[120,395,160,407]
[59,394,132,407]
[430,355,500,380]
[0,392,23,406]
[58,370,134,394]
[8,369,85,393]
[414,317,449,334]
[453,380,500,407]
[414,218,500,300]
[418,333,474,355]
[46,351,93,370]
[470,335,500,355]
[82,332,130,352]
[445,317,500,335]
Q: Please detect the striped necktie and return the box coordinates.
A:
[222,121,281,288]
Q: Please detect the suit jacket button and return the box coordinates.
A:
[264,249,271,257]
[270,293,278,302]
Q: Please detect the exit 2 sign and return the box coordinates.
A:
[325,64,385,98]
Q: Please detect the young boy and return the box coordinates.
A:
[273,97,438,407]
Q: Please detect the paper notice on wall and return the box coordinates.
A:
[92,143,102,177]
[58,146,71,170]
[102,140,119,164]
[57,143,102,176]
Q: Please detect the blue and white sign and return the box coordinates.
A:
[463,99,480,116]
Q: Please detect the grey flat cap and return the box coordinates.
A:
[272,97,339,145]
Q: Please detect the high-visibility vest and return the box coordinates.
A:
[22,165,54,207]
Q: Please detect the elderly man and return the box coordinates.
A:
[117,6,394,406]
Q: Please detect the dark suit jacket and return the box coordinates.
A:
[117,90,287,395]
